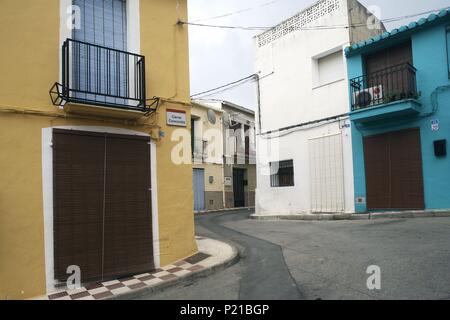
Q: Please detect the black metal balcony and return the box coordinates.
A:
[350,63,418,111]
[50,39,150,112]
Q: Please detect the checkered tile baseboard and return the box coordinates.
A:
[47,253,210,300]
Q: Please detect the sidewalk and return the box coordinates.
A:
[39,237,238,300]
[251,210,450,221]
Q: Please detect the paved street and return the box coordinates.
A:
[138,210,450,300]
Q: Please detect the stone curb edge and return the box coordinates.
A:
[195,207,255,216]
[250,211,450,222]
[104,239,240,300]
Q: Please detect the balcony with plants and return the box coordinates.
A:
[349,63,422,123]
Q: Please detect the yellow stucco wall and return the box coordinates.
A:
[191,104,224,193]
[0,0,196,300]
[193,164,224,193]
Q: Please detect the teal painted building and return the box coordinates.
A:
[345,9,450,213]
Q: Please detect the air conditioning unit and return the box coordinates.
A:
[353,85,383,109]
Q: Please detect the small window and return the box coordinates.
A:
[270,160,294,187]
[446,25,450,79]
[317,51,344,86]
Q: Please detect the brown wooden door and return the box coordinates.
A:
[103,134,154,279]
[53,130,105,283]
[365,41,413,75]
[53,129,153,284]
[365,41,414,98]
[363,128,425,210]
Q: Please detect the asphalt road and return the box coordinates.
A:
[138,210,450,300]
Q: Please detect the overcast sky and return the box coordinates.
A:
[187,0,450,109]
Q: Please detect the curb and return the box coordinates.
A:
[250,210,450,222]
[105,239,240,300]
[195,207,255,216]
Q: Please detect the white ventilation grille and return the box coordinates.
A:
[257,0,341,47]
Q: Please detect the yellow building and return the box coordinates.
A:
[191,100,257,212]
[0,0,197,300]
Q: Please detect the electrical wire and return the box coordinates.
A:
[191,72,274,99]
[181,6,450,32]
[193,77,256,98]
[191,74,256,98]
[258,115,350,140]
[191,0,284,23]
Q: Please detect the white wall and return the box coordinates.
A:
[256,120,355,214]
[255,0,356,215]
[255,0,351,132]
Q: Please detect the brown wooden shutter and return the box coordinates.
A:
[365,41,414,96]
[365,41,413,75]
[363,133,391,210]
[53,130,154,284]
[363,128,425,210]
[103,134,154,280]
[389,129,425,209]
[53,130,105,283]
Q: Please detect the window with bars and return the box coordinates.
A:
[270,160,295,187]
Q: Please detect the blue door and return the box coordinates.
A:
[193,169,205,212]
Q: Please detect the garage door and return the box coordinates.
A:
[309,133,345,213]
[53,129,154,284]
[363,128,425,210]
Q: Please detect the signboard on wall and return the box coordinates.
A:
[224,177,233,186]
[431,119,440,132]
[167,109,187,127]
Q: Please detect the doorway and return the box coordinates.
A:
[233,169,246,208]
[193,169,205,212]
[52,129,154,284]
[363,128,425,210]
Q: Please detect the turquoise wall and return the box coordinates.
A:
[347,22,450,212]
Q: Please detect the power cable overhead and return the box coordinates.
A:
[192,0,284,23]
[181,6,450,32]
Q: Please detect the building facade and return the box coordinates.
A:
[254,0,384,216]
[0,0,197,299]
[191,100,256,212]
[346,9,450,213]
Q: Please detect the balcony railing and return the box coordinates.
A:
[350,63,418,111]
[50,39,149,112]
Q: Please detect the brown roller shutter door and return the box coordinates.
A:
[103,134,154,279]
[363,128,425,210]
[53,129,153,284]
[53,130,105,283]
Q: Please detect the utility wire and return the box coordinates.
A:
[191,72,274,98]
[191,74,256,98]
[181,6,450,32]
[192,0,284,23]
[189,7,450,100]
[193,78,257,98]
[181,21,272,31]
